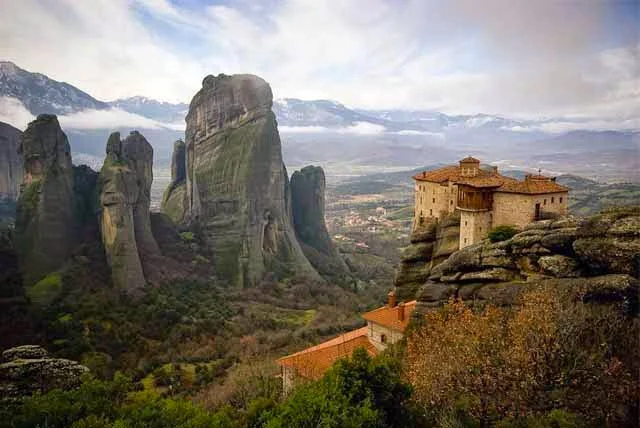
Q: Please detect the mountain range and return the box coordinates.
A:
[0,61,637,181]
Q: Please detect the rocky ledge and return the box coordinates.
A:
[0,345,88,403]
[414,207,640,313]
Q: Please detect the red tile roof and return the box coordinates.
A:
[459,156,480,163]
[277,327,378,380]
[455,174,518,189]
[362,300,417,331]
[413,165,463,183]
[497,178,569,194]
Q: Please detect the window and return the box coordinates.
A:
[479,227,482,232]
[464,221,468,226]
[430,209,433,216]
[464,238,468,244]
[560,197,563,203]
[380,334,387,343]
[551,197,555,203]
[432,198,436,203]
[450,200,453,205]
[544,199,547,205]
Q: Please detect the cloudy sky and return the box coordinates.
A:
[1,0,638,121]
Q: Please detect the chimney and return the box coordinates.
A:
[422,171,426,178]
[397,302,405,322]
[387,290,396,308]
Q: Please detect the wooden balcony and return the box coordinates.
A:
[457,185,493,211]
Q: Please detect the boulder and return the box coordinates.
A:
[183,73,318,287]
[100,131,159,293]
[290,165,350,279]
[15,115,75,285]
[0,345,88,403]
[0,121,22,201]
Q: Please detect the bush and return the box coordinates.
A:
[488,225,519,242]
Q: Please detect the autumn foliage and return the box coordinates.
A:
[404,287,639,427]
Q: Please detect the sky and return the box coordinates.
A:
[0,0,638,122]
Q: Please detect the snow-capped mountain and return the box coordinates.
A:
[109,96,188,124]
[0,61,108,115]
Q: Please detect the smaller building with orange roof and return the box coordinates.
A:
[277,291,415,394]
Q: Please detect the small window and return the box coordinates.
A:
[430,209,433,216]
[551,197,555,203]
[465,221,468,226]
[450,200,453,205]
[432,198,436,203]
[380,334,387,343]
[544,199,547,205]
[464,238,468,244]
[560,197,563,203]
[479,227,482,232]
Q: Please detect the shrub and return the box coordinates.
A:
[488,225,519,242]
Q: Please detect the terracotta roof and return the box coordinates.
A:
[362,300,417,331]
[455,173,518,189]
[497,178,569,194]
[459,156,480,163]
[413,165,462,183]
[277,327,378,380]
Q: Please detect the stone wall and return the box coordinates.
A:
[459,210,492,248]
[367,321,404,351]
[493,191,568,230]
[414,181,456,227]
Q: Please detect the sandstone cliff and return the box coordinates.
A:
[414,207,639,313]
[0,121,22,201]
[15,114,74,285]
[161,139,188,224]
[180,73,318,287]
[394,213,460,301]
[290,165,350,280]
[100,131,159,293]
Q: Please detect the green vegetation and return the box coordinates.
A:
[488,225,519,242]
[27,271,63,306]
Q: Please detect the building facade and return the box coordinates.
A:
[277,291,415,394]
[414,157,569,249]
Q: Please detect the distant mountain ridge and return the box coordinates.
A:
[0,61,108,115]
[108,96,188,124]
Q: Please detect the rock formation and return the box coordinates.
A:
[15,114,74,285]
[161,140,188,223]
[411,207,640,313]
[0,345,88,403]
[290,165,350,280]
[100,131,159,293]
[0,121,22,201]
[394,213,460,300]
[179,73,318,287]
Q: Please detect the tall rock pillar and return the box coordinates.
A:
[15,114,74,285]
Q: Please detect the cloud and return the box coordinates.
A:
[0,96,184,131]
[394,130,445,139]
[0,96,34,130]
[0,0,637,123]
[279,121,386,135]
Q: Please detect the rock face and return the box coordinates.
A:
[180,73,317,287]
[394,213,460,300]
[0,345,88,403]
[15,115,74,285]
[413,207,640,313]
[290,165,350,280]
[0,121,22,201]
[161,140,188,224]
[100,131,159,293]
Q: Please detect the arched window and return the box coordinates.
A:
[380,334,387,343]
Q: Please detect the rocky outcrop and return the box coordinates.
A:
[290,165,350,280]
[15,115,74,285]
[182,73,318,287]
[394,213,460,300]
[0,121,22,201]
[100,131,159,293]
[0,345,88,403]
[414,207,640,313]
[161,140,188,224]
